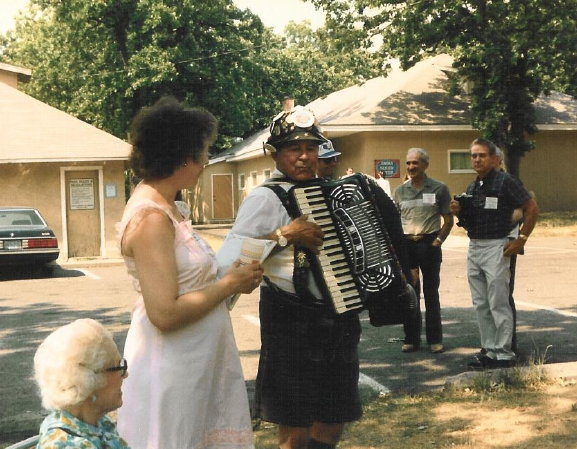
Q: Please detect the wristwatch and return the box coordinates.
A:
[276,228,288,247]
[518,233,528,242]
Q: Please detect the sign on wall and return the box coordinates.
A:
[69,178,95,210]
[105,183,117,198]
[374,159,401,178]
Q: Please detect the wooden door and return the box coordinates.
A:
[65,170,101,257]
[212,174,233,219]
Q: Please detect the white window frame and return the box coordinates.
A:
[238,173,246,190]
[263,169,271,180]
[250,171,258,187]
[448,149,475,174]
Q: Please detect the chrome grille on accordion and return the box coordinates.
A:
[288,173,402,315]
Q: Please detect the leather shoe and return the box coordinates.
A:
[467,354,516,370]
[401,343,419,353]
[430,344,444,353]
[467,354,493,370]
[491,359,516,369]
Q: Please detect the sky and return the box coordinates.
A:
[0,0,325,34]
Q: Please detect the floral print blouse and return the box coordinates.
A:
[37,410,129,449]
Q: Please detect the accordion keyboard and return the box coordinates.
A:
[291,176,396,314]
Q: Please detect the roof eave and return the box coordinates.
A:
[0,157,129,164]
[322,124,475,136]
[536,124,577,130]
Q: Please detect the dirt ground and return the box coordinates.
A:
[1,230,576,448]
[431,381,577,448]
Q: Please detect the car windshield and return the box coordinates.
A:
[0,210,45,227]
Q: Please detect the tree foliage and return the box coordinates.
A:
[1,1,383,152]
[311,0,577,177]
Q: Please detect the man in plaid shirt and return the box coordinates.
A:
[450,137,539,370]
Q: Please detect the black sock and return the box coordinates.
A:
[307,438,336,449]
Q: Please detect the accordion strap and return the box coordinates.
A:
[261,182,299,219]
[262,183,327,309]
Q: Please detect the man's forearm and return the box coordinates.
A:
[519,198,539,238]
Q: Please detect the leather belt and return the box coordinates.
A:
[405,233,437,242]
[405,234,425,242]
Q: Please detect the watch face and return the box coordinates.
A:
[278,235,288,247]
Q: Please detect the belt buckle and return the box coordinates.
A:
[407,234,423,242]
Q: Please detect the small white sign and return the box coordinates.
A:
[105,184,117,198]
[70,179,95,210]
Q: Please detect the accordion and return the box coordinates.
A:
[287,173,404,316]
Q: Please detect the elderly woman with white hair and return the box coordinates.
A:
[34,318,130,449]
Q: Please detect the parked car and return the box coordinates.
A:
[0,207,59,268]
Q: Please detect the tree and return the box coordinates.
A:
[311,0,577,178]
[1,0,276,148]
[260,20,383,115]
[1,1,384,153]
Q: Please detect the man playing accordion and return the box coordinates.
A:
[220,105,412,449]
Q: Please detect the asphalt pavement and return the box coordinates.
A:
[1,231,576,447]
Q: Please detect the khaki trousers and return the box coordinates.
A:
[467,238,515,360]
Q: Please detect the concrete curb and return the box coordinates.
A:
[57,258,124,268]
[445,361,577,389]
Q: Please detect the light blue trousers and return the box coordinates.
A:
[467,238,515,360]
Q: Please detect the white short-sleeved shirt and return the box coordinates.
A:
[220,169,323,297]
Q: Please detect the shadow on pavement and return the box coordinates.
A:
[358,306,577,395]
[0,302,130,447]
[0,265,85,281]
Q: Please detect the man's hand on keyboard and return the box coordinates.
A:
[282,215,324,254]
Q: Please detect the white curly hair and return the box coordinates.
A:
[34,319,118,410]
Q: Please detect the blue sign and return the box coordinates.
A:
[375,159,400,178]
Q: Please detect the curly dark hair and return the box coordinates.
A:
[129,96,218,180]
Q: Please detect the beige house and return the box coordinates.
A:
[199,54,577,223]
[0,63,131,261]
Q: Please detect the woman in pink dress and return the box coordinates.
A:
[117,97,263,449]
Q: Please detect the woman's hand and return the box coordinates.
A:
[223,260,264,294]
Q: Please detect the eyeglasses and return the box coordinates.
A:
[101,358,128,376]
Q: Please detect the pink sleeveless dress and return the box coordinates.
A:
[116,199,253,449]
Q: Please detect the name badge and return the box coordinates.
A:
[484,197,499,209]
[422,193,436,205]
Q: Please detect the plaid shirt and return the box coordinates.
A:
[462,169,530,239]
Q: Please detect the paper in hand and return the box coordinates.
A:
[216,235,276,310]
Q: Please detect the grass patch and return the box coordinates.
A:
[530,211,577,237]
[253,381,577,448]
[252,357,577,449]
[469,347,552,394]
[538,211,577,227]
[451,210,577,237]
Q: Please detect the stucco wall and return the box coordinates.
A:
[0,163,63,234]
[330,129,574,211]
[194,128,574,224]
[522,131,577,211]
[0,161,126,260]
[101,161,127,257]
[332,130,480,199]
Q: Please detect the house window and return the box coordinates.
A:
[250,171,258,186]
[264,169,271,180]
[238,173,246,190]
[448,150,475,174]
